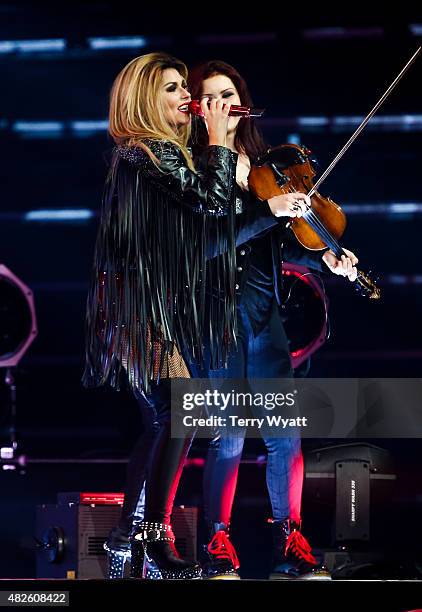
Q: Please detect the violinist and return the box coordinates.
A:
[188,60,359,580]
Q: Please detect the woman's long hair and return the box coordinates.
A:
[109,52,194,168]
[188,60,267,160]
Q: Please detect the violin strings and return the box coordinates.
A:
[306,210,342,252]
[286,184,342,253]
[285,187,368,288]
[301,208,365,285]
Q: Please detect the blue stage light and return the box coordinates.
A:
[343,203,422,215]
[87,36,147,50]
[298,117,329,126]
[0,39,66,53]
[70,120,108,133]
[334,115,422,128]
[24,209,94,222]
[13,121,64,136]
[409,24,422,36]
[261,114,422,132]
[286,134,301,144]
[303,27,383,40]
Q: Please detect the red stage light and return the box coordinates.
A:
[79,492,124,505]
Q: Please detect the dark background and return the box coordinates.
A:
[0,4,421,578]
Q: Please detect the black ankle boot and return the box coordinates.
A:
[202,522,240,580]
[133,521,202,579]
[269,518,331,580]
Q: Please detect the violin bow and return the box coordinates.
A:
[308,46,421,198]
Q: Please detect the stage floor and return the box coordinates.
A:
[0,577,421,611]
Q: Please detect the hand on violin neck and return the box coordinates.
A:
[322,248,359,282]
[267,192,311,218]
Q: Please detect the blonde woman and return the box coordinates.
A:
[83,52,314,579]
[82,51,236,580]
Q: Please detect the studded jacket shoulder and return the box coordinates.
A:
[117,140,238,217]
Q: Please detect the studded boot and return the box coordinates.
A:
[104,525,131,579]
[133,521,202,580]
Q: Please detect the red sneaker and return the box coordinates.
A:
[269,519,331,580]
[203,527,241,580]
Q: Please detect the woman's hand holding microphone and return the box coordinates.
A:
[201,97,231,147]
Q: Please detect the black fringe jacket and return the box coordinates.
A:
[82,139,326,395]
[82,140,246,394]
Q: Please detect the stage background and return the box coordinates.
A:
[0,6,421,578]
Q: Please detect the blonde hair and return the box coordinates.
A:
[109,52,194,169]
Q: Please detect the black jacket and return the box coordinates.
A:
[83,140,325,394]
[229,186,325,304]
[83,140,246,393]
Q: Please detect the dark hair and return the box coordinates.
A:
[188,60,267,160]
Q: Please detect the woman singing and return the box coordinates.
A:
[82,52,239,580]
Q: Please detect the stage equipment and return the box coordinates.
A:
[305,443,399,577]
[281,263,328,369]
[0,264,37,368]
[306,443,395,543]
[35,492,198,579]
[0,264,37,470]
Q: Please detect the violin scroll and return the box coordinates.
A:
[354,270,381,300]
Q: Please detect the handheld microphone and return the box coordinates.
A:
[186,99,265,118]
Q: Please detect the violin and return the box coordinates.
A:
[248,143,381,299]
[248,46,421,300]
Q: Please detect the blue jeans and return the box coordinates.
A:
[116,297,303,538]
[195,298,303,524]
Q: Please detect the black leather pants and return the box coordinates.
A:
[116,404,154,535]
[121,379,193,527]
